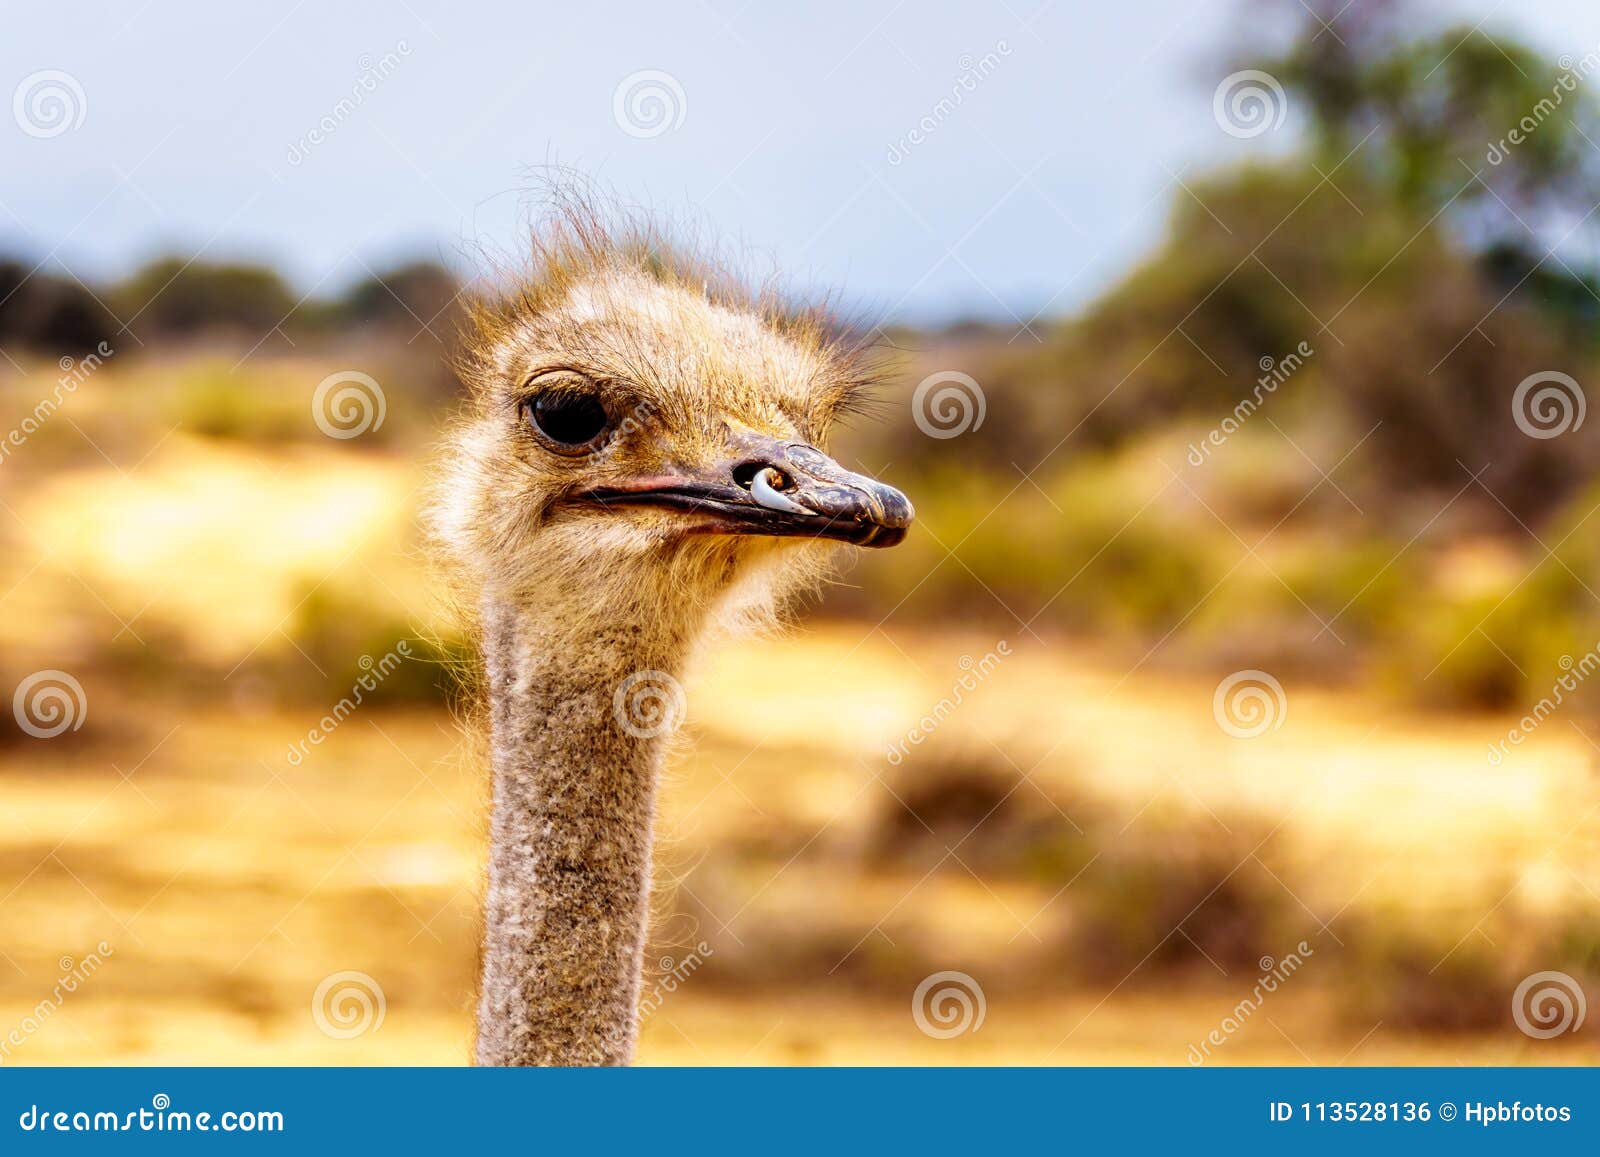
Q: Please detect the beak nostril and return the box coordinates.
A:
[731,460,769,491]
[748,465,816,516]
[732,460,797,492]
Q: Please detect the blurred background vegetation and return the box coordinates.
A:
[3,0,1600,1063]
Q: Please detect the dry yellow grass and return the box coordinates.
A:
[0,626,1597,1064]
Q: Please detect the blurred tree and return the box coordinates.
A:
[1261,0,1600,244]
[0,259,118,356]
[956,0,1600,530]
[1249,0,1600,522]
[113,257,298,338]
[334,261,466,401]
[337,260,459,332]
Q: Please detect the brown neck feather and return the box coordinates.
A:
[472,596,683,1066]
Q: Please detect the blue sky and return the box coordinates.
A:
[4,0,1599,323]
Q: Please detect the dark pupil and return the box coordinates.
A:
[530,391,608,445]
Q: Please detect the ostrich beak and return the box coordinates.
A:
[579,433,914,548]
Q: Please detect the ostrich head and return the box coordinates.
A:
[441,204,914,1067]
[435,210,913,642]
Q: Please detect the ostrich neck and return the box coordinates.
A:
[473,596,683,1066]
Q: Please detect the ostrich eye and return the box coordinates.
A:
[523,389,610,451]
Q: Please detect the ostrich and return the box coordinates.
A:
[431,209,913,1066]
